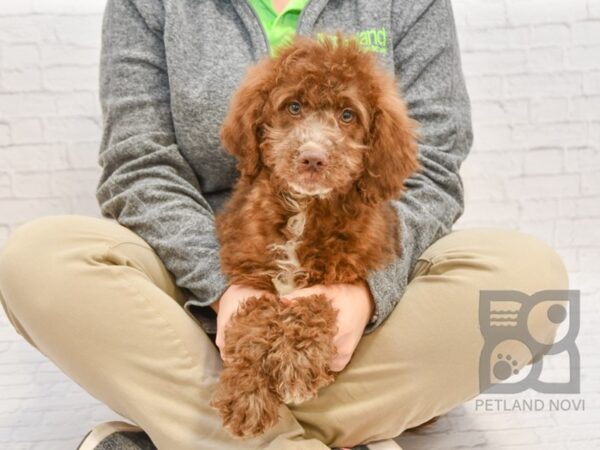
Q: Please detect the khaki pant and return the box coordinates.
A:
[0,215,568,449]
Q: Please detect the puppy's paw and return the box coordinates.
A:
[267,293,338,404]
[271,357,335,405]
[211,293,283,438]
[210,364,280,438]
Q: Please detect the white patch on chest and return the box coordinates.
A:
[267,197,307,296]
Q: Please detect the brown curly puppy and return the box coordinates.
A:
[210,34,420,438]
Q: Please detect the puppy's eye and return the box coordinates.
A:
[287,101,302,116]
[340,108,355,123]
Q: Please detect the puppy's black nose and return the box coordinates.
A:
[298,147,327,172]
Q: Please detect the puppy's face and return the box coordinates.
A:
[260,79,369,197]
[221,36,419,204]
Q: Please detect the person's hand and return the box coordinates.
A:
[281,282,374,372]
[211,284,272,359]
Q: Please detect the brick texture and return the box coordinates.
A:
[0,0,599,448]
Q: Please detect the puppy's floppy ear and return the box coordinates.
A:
[358,77,420,204]
[220,58,273,180]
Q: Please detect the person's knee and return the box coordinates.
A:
[518,232,570,354]
[0,215,82,315]
[1,214,71,269]
[457,228,568,292]
[500,229,567,289]
[478,229,570,358]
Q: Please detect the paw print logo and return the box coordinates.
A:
[479,290,579,394]
[494,353,519,380]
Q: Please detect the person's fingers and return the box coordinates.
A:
[330,328,362,371]
[215,334,223,354]
[281,289,309,301]
[330,352,351,372]
[281,285,325,302]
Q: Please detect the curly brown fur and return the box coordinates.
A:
[210,293,338,437]
[265,294,339,405]
[211,34,420,438]
[209,294,282,438]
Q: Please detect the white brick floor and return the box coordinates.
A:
[1,0,599,448]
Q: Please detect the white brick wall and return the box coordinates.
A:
[0,0,598,448]
[448,1,600,446]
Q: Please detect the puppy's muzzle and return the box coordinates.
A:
[298,143,327,173]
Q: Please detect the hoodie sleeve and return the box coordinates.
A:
[96,0,229,307]
[364,0,474,332]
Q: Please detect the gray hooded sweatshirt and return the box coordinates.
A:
[96,0,473,334]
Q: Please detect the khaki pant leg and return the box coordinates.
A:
[0,214,328,450]
[289,228,569,448]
